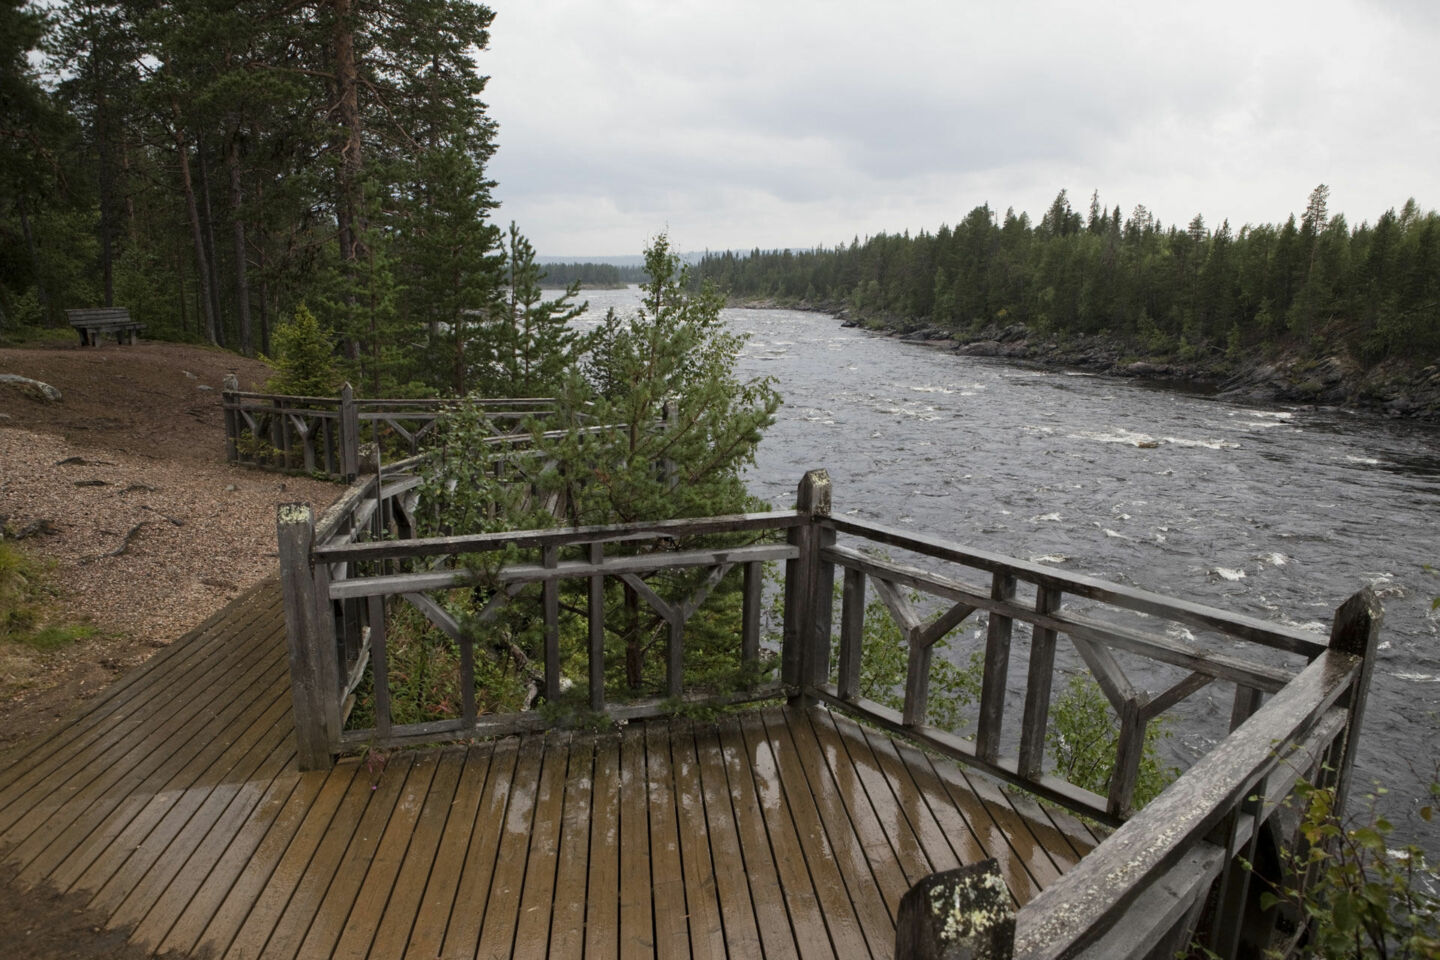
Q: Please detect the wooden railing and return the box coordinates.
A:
[222,380,559,479]
[275,468,1379,959]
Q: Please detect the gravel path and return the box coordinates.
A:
[0,341,340,744]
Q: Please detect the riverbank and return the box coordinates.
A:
[728,296,1440,420]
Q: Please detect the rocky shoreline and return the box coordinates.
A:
[729,297,1440,421]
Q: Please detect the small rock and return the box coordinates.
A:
[197,384,214,391]
[225,484,238,491]
[74,479,109,487]
[6,518,58,539]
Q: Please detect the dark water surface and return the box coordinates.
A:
[574,287,1440,852]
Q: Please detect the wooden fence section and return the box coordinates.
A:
[280,468,1381,958]
[221,383,559,479]
[0,581,1094,959]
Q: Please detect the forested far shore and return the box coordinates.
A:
[538,262,648,288]
[696,187,1440,418]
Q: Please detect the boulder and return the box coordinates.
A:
[0,374,62,403]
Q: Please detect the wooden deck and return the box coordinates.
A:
[0,579,1097,959]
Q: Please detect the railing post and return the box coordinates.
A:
[1327,587,1382,818]
[895,859,1014,960]
[222,373,239,464]
[277,503,340,770]
[784,469,831,704]
[339,382,359,480]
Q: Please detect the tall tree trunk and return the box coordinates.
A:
[197,135,225,347]
[332,0,365,366]
[258,272,272,357]
[226,127,253,355]
[97,90,115,307]
[16,195,51,323]
[332,0,363,267]
[173,115,217,345]
[173,234,189,335]
[121,138,138,246]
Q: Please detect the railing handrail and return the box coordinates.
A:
[826,516,1326,657]
[1012,644,1370,958]
[315,509,806,562]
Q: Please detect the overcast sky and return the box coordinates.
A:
[481,0,1440,259]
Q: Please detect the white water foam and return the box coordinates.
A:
[1069,427,1159,446]
[1164,436,1242,450]
[1232,409,1293,421]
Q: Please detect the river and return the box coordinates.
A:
[569,285,1440,853]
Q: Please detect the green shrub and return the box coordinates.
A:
[1255,777,1439,958]
[1046,672,1176,809]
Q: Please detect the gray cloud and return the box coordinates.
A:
[485,0,1440,255]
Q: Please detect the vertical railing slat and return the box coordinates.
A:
[1018,585,1062,779]
[977,572,1018,763]
[838,567,866,701]
[369,594,392,740]
[1108,698,1146,817]
[741,560,762,674]
[589,543,605,712]
[810,522,837,688]
[544,545,561,702]
[458,593,477,727]
[902,626,932,727]
[1229,684,1262,732]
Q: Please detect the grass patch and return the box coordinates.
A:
[0,323,76,347]
[19,623,98,651]
[0,540,93,651]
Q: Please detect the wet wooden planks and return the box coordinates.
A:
[0,580,1097,959]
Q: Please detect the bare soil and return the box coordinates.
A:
[0,339,341,958]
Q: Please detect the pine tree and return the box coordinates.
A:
[547,233,780,527]
[492,222,589,398]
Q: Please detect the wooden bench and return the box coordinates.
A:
[67,307,144,346]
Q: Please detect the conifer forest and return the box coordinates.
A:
[696,187,1440,377]
[0,0,569,397]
